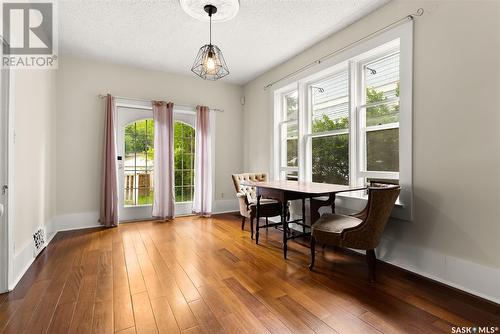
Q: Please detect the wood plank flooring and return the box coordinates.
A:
[0,213,499,334]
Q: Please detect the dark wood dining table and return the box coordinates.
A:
[244,180,366,258]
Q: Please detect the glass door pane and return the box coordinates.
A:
[174,121,195,203]
[124,119,154,206]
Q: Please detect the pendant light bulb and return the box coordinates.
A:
[205,51,216,71]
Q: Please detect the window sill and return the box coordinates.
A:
[335,191,409,221]
[336,191,404,208]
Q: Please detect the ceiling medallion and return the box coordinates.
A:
[180,0,239,22]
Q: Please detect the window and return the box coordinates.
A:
[278,90,299,180]
[124,119,154,206]
[174,121,195,202]
[273,22,413,220]
[309,71,350,185]
[357,52,400,184]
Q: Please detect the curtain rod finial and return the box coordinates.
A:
[414,8,424,17]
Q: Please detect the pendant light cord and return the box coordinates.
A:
[209,9,212,45]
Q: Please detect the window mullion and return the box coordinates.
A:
[350,59,362,188]
[297,81,308,182]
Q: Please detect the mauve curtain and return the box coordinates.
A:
[99,94,118,227]
[193,105,212,216]
[152,101,175,220]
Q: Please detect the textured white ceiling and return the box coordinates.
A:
[59,0,389,84]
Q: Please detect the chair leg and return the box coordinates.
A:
[241,216,246,230]
[366,249,376,282]
[265,217,269,229]
[255,195,261,244]
[250,215,254,239]
[255,217,260,244]
[309,236,316,271]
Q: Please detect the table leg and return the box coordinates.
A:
[282,200,288,259]
[302,198,306,235]
[255,195,261,244]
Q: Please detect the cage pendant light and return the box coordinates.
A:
[191,4,229,80]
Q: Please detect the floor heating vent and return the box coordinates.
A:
[33,227,46,257]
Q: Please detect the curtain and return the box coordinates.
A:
[152,101,175,220]
[193,105,212,217]
[99,94,118,227]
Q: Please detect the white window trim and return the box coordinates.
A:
[273,83,299,180]
[271,21,413,221]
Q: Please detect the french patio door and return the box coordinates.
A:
[116,105,196,221]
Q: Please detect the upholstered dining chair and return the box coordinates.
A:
[309,184,400,281]
[231,173,282,239]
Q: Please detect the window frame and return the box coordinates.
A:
[304,64,350,185]
[355,47,401,186]
[271,21,413,221]
[276,86,299,180]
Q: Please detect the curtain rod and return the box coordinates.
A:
[97,94,224,112]
[263,8,424,90]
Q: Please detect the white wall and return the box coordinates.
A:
[11,69,56,288]
[55,56,244,228]
[243,0,500,302]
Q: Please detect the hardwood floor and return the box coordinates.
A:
[0,213,499,334]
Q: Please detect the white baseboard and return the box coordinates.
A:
[375,237,500,304]
[213,199,239,214]
[52,211,101,231]
[9,219,59,291]
[9,238,34,291]
[51,203,239,234]
[50,201,239,232]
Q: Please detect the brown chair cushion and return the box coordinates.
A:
[312,214,363,246]
[249,199,281,217]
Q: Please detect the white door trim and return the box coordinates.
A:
[0,39,14,293]
[0,58,8,293]
[116,106,155,221]
[115,100,201,220]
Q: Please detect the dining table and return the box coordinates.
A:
[243,180,366,258]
